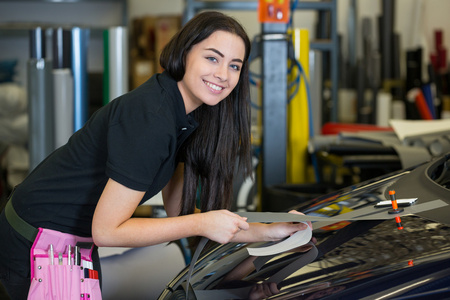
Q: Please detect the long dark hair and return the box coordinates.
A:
[160,11,252,215]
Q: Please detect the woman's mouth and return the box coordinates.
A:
[204,80,224,92]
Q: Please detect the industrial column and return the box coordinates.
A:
[260,23,288,210]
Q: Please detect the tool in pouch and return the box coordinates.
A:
[28,228,102,300]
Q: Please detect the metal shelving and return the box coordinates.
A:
[0,0,128,36]
[0,0,127,24]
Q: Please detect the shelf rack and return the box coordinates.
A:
[0,0,128,37]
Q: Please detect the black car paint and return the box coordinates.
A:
[159,155,450,299]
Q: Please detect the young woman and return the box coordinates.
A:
[0,11,308,299]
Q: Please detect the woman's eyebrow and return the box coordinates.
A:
[206,48,243,63]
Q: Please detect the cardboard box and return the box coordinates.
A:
[131,58,154,89]
[131,16,157,59]
[154,16,181,73]
[129,14,180,84]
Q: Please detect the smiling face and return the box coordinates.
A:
[177,30,246,114]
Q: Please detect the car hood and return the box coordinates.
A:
[159,154,450,299]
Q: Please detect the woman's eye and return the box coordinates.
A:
[207,57,218,63]
[230,64,241,71]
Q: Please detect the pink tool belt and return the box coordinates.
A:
[5,198,102,299]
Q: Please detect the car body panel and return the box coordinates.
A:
[158,154,450,299]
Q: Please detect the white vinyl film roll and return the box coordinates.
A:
[376,91,392,127]
[108,27,128,102]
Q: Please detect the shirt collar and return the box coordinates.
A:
[158,71,198,133]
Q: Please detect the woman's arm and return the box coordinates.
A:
[92,177,249,247]
[159,165,309,245]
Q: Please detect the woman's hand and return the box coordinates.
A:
[262,210,311,242]
[230,210,312,243]
[199,210,249,244]
[288,210,313,230]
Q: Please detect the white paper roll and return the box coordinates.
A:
[108,26,129,102]
[392,99,406,120]
[376,91,392,127]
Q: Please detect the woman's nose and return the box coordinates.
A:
[214,64,228,82]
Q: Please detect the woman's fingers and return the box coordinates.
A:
[203,210,249,243]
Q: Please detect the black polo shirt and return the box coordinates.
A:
[12,71,198,237]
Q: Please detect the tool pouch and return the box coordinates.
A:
[27,228,102,300]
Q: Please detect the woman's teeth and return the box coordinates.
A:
[205,81,223,91]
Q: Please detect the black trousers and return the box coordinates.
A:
[0,210,102,300]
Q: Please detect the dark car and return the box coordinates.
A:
[158,154,450,300]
